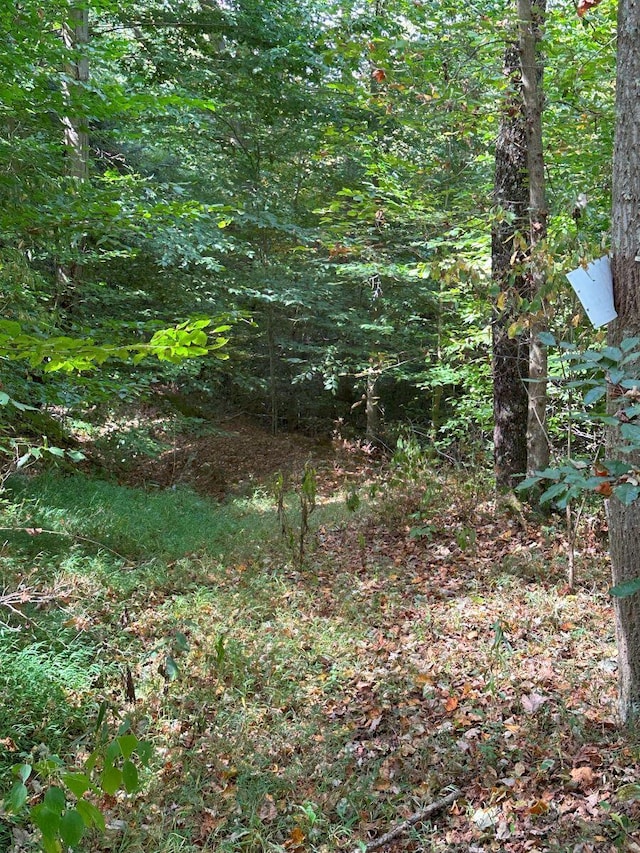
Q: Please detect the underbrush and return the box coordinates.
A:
[0,446,633,853]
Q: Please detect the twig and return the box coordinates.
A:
[354,788,461,852]
[0,583,73,627]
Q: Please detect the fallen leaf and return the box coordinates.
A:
[528,799,549,815]
[259,794,277,823]
[444,696,459,713]
[472,806,499,829]
[571,766,595,789]
[521,692,548,715]
[284,826,306,849]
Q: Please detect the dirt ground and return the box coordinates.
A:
[103,415,378,500]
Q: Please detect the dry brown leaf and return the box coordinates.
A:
[528,799,549,815]
[521,692,548,715]
[571,766,595,789]
[577,0,604,15]
[258,794,278,823]
[284,826,306,849]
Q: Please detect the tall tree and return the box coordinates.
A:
[607,0,640,726]
[56,4,90,310]
[491,41,530,490]
[519,0,550,474]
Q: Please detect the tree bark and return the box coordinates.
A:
[518,0,550,475]
[365,369,381,446]
[608,0,640,726]
[56,5,90,310]
[492,43,530,490]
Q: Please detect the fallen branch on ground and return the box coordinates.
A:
[0,583,72,627]
[354,788,461,852]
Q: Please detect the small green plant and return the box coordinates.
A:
[520,333,640,510]
[2,715,153,853]
[143,629,191,684]
[274,464,318,566]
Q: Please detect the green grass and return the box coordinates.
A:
[0,465,631,853]
[4,473,268,561]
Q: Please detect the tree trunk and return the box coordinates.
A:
[518,0,550,475]
[492,43,530,491]
[365,369,381,446]
[267,309,279,435]
[56,5,90,311]
[608,0,640,726]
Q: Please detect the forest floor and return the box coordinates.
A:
[2,412,640,853]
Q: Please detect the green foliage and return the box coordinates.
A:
[0,638,100,755]
[5,472,243,561]
[0,319,229,373]
[519,334,640,511]
[2,726,152,852]
[274,465,318,566]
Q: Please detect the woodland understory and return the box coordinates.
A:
[0,410,637,853]
[3,0,640,850]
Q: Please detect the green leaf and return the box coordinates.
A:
[602,346,622,362]
[174,631,190,653]
[4,781,28,813]
[31,803,62,837]
[43,786,66,815]
[101,763,123,796]
[60,809,85,847]
[614,483,640,506]
[14,764,32,783]
[41,835,62,853]
[75,798,106,832]
[117,735,138,760]
[164,654,179,680]
[122,760,139,794]
[62,773,91,799]
[136,740,153,766]
[105,740,122,764]
[517,475,544,491]
[620,337,640,352]
[610,577,640,598]
[601,460,633,476]
[621,423,640,444]
[539,482,568,504]
[537,331,556,346]
[583,385,606,405]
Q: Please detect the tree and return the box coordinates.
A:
[491,40,530,491]
[607,0,640,725]
[519,0,549,475]
[57,4,90,311]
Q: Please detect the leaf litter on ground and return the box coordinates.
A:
[3,419,640,853]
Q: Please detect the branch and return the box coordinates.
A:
[353,788,461,853]
[0,583,73,628]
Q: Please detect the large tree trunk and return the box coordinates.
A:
[56,5,90,311]
[492,43,530,490]
[608,0,640,726]
[519,0,550,475]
